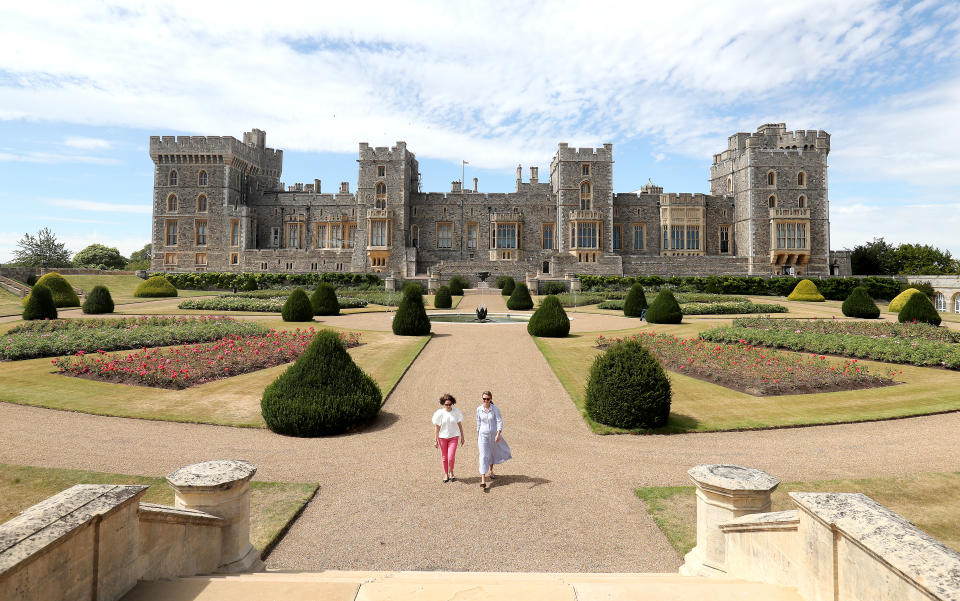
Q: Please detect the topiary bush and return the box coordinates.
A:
[433,285,452,309]
[889,288,924,313]
[22,284,57,321]
[507,282,534,310]
[310,282,340,316]
[541,281,566,295]
[841,286,880,319]
[645,289,683,324]
[261,329,382,436]
[527,295,569,337]
[23,273,79,308]
[447,275,468,296]
[898,292,942,326]
[133,275,178,298]
[392,283,431,335]
[82,285,114,314]
[623,283,648,317]
[787,279,825,302]
[584,340,671,430]
[282,288,314,322]
[498,276,515,296]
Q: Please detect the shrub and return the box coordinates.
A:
[623,283,648,317]
[841,287,880,319]
[282,288,314,322]
[645,290,683,324]
[392,283,431,335]
[541,281,566,295]
[597,300,625,310]
[584,340,671,429]
[433,285,453,309]
[527,295,570,337]
[507,283,534,310]
[909,281,936,299]
[82,285,114,314]
[898,292,942,326]
[447,275,468,296]
[22,285,57,321]
[240,276,259,292]
[310,283,340,316]
[134,275,178,298]
[25,274,38,286]
[889,288,924,313]
[23,273,79,308]
[498,276,515,296]
[261,330,382,436]
[787,279,825,302]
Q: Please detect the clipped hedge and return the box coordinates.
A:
[584,340,671,430]
[392,284,431,335]
[527,295,569,337]
[23,273,79,308]
[134,275,178,298]
[623,283,647,317]
[898,292,942,326]
[541,281,566,295]
[434,285,452,309]
[261,329,382,436]
[498,276,515,296]
[841,287,880,319]
[150,271,383,291]
[787,279,825,302]
[22,285,57,321]
[82,285,114,314]
[282,288,314,322]
[311,283,340,316]
[645,290,682,324]
[507,283,534,310]
[889,288,924,313]
[447,275,468,296]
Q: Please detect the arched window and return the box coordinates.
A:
[726,177,733,193]
[935,292,946,312]
[797,172,806,186]
[579,181,592,210]
[197,194,207,212]
[955,294,960,314]
[798,195,806,208]
[169,170,178,186]
[167,194,178,212]
[768,195,776,208]
[375,182,387,209]
[198,170,208,186]
[767,171,776,186]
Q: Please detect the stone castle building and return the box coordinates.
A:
[150,123,845,280]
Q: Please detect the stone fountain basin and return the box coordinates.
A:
[427,313,531,323]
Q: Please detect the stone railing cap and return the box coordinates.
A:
[688,464,780,492]
[167,460,257,490]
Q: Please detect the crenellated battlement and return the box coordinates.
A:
[554,142,613,162]
[714,123,830,164]
[149,129,283,173]
[358,141,409,161]
[660,193,709,206]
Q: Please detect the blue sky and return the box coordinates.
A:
[1,0,959,261]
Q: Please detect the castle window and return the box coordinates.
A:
[579,181,592,210]
[271,227,280,248]
[719,225,731,254]
[686,225,700,250]
[194,252,207,266]
[575,222,598,248]
[287,224,301,249]
[375,182,387,209]
[164,252,177,266]
[466,223,478,249]
[167,194,178,212]
[346,224,357,249]
[370,220,389,247]
[955,294,960,314]
[798,195,806,208]
[197,195,207,212]
[286,262,294,270]
[195,220,207,246]
[775,222,807,250]
[411,225,419,248]
[769,195,777,208]
[198,171,208,186]
[671,225,684,250]
[663,225,669,250]
[311,262,319,271]
[260,262,268,270]
[633,224,645,250]
[582,163,590,176]
[169,170,178,186]
[331,224,342,248]
[612,224,622,250]
[935,292,946,312]
[495,223,518,249]
[231,220,240,246]
[377,165,386,177]
[727,177,733,194]
[437,222,453,249]
[797,172,806,186]
[165,220,178,246]
[316,224,328,248]
[767,171,776,186]
[542,223,555,250]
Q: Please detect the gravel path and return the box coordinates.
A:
[1,292,959,572]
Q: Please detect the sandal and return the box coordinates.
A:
[443,477,449,483]
[450,477,457,482]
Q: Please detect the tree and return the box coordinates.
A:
[850,237,896,275]
[11,228,71,267]
[126,244,152,270]
[72,244,128,270]
[894,243,958,275]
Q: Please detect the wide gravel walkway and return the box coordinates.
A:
[1,292,959,572]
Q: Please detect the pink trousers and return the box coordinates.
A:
[438,437,459,473]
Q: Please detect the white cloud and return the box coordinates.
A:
[63,136,111,150]
[45,198,150,214]
[0,150,119,165]
[45,216,123,225]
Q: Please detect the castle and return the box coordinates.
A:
[150,123,845,280]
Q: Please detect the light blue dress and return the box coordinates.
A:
[476,404,512,474]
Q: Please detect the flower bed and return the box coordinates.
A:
[680,302,787,315]
[729,317,960,343]
[2,317,267,361]
[52,328,362,389]
[595,332,898,395]
[179,295,368,312]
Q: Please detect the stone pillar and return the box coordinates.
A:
[679,464,779,577]
[166,460,263,573]
[525,273,537,295]
[566,275,581,293]
[427,275,439,294]
[384,276,396,292]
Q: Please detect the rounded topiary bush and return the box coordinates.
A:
[841,286,880,319]
[433,285,452,309]
[889,288,924,313]
[23,272,79,308]
[261,329,382,436]
[498,276,515,296]
[310,283,340,316]
[133,275,178,298]
[645,289,683,324]
[447,275,468,296]
[584,340,671,429]
[507,282,534,310]
[282,288,314,322]
[898,291,942,326]
[22,284,57,321]
[787,279,825,302]
[82,285,114,314]
[623,283,648,317]
[527,295,569,337]
[392,283,431,335]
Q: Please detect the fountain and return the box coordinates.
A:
[475,306,488,321]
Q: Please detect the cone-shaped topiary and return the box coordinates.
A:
[310,283,340,316]
[392,283,431,335]
[585,340,671,429]
[82,285,114,314]
[447,275,468,296]
[507,282,534,310]
[22,284,57,320]
[645,289,683,324]
[841,286,880,319]
[897,291,942,326]
[133,275,177,298]
[623,283,648,317]
[787,279,825,302]
[261,329,382,436]
[22,272,79,308]
[282,288,314,322]
[889,288,924,313]
[498,276,516,296]
[527,294,569,337]
[433,285,452,309]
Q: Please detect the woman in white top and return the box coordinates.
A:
[432,393,465,483]
[476,390,511,489]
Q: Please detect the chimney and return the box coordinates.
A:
[340,182,349,194]
[473,177,478,192]
[314,179,321,193]
[530,166,538,184]
[516,164,522,191]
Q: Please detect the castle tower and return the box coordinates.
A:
[709,123,830,276]
[357,142,419,275]
[550,143,614,263]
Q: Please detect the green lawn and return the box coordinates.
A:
[0,288,24,317]
[637,471,960,556]
[0,463,316,555]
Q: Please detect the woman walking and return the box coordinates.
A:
[476,390,511,489]
[432,393,465,483]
